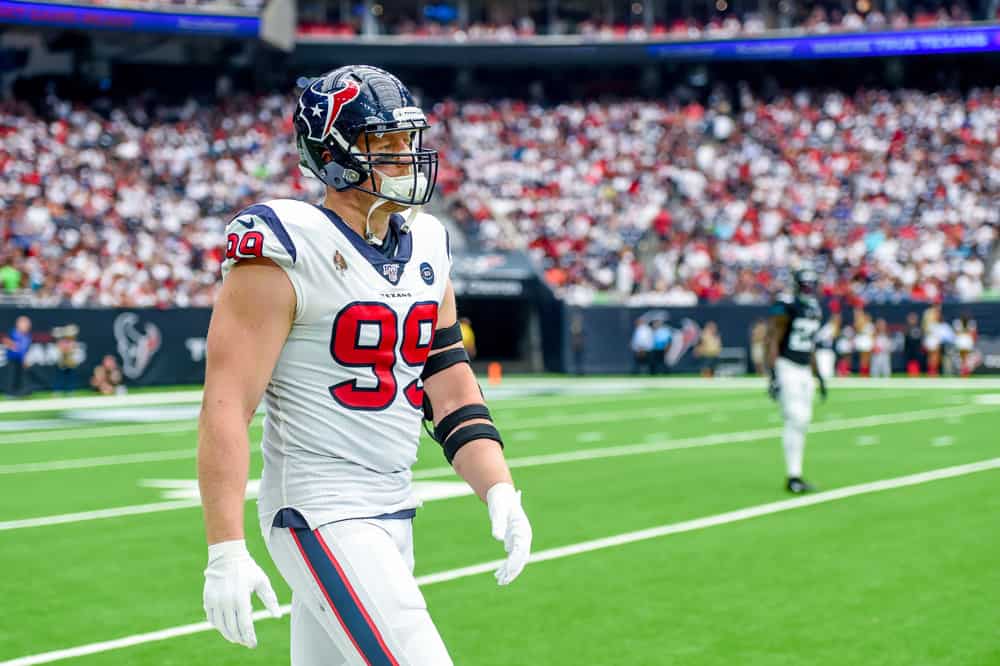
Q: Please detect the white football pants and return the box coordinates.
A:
[776,357,815,478]
[266,516,454,666]
[815,349,836,380]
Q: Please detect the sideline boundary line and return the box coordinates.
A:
[1,376,996,416]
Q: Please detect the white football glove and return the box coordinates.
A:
[203,539,281,648]
[486,482,533,586]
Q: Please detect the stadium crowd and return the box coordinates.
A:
[298,1,982,41]
[433,88,1000,306]
[0,86,997,308]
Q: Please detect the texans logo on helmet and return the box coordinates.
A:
[298,79,361,143]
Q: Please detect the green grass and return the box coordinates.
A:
[0,378,998,665]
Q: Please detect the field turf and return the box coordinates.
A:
[1,377,998,666]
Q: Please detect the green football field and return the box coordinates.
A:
[1,377,998,666]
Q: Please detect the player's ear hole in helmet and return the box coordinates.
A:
[293,65,438,209]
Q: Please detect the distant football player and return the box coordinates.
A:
[198,65,532,665]
[765,267,827,494]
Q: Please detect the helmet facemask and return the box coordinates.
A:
[351,126,437,208]
[795,269,818,296]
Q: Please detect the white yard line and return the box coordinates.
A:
[1,404,987,531]
[0,394,968,474]
[0,449,221,475]
[0,418,264,448]
[0,386,920,446]
[0,422,200,447]
[412,404,988,479]
[0,396,726,447]
[3,456,998,666]
[0,501,202,532]
[0,391,204,415]
[0,376,994,418]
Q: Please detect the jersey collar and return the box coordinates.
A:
[315,205,413,286]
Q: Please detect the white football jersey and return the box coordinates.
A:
[220,199,451,534]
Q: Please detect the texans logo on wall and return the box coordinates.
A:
[113,312,162,380]
[666,318,702,367]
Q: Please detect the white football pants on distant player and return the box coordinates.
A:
[266,516,454,666]
[815,349,836,380]
[776,357,815,478]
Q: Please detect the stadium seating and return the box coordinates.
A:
[0,88,996,307]
[297,3,981,41]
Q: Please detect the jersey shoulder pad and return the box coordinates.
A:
[406,210,446,234]
[221,201,302,277]
[405,210,451,261]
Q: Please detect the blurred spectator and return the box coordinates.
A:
[53,324,81,394]
[90,354,124,395]
[570,310,586,375]
[871,318,892,377]
[936,313,957,375]
[853,307,874,376]
[923,305,943,375]
[694,321,722,377]
[953,312,977,376]
[836,325,855,375]
[902,311,924,375]
[459,317,477,360]
[630,317,653,374]
[0,253,22,294]
[815,311,839,379]
[650,319,672,374]
[750,318,768,375]
[2,316,32,397]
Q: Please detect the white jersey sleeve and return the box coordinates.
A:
[221,203,307,320]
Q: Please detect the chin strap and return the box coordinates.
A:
[363,199,421,244]
[399,206,420,233]
[363,197,388,245]
[364,169,421,242]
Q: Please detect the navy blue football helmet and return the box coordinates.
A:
[294,65,438,207]
[794,265,819,296]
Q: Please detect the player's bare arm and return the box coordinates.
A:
[198,258,295,543]
[766,312,789,372]
[422,279,533,585]
[766,312,789,399]
[810,349,828,400]
[197,257,291,647]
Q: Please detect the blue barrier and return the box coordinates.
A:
[562,302,1000,375]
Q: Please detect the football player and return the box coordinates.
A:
[198,65,532,665]
[765,266,828,494]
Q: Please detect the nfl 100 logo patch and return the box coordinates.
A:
[382,263,400,283]
[420,262,435,285]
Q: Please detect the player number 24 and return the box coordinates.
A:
[329,301,439,410]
